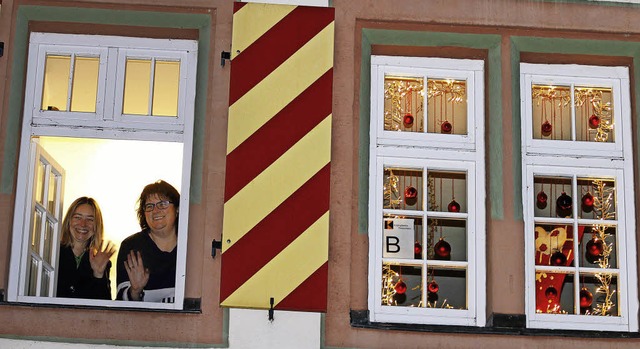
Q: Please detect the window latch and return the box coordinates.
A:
[221,51,231,66]
[211,239,222,258]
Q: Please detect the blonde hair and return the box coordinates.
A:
[60,197,104,250]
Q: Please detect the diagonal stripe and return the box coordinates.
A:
[276,262,328,312]
[220,165,330,302]
[229,6,335,105]
[225,70,333,201]
[221,212,329,309]
[222,116,331,251]
[233,2,247,14]
[227,21,334,155]
[231,3,296,60]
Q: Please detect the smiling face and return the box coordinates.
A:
[69,203,96,247]
[144,194,177,235]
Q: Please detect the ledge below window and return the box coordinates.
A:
[350,310,640,338]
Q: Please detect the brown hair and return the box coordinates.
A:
[60,197,104,250]
[136,180,180,231]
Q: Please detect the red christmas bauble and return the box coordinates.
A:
[434,238,452,260]
[550,251,567,266]
[403,113,414,128]
[556,192,572,217]
[588,114,600,129]
[394,280,407,295]
[447,199,461,213]
[586,237,604,260]
[581,192,594,212]
[414,241,422,259]
[541,121,553,137]
[441,120,452,134]
[404,186,418,199]
[427,280,439,294]
[545,286,558,300]
[580,288,593,308]
[536,190,548,209]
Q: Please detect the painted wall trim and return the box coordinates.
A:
[0,5,211,204]
[358,28,503,234]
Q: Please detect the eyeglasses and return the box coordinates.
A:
[143,200,173,212]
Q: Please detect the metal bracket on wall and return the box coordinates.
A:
[268,297,275,322]
[211,239,222,258]
[221,51,231,66]
[0,42,4,58]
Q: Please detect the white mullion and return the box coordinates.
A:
[66,54,76,112]
[148,57,156,116]
[570,83,576,141]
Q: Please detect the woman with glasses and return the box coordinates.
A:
[116,180,179,302]
[57,197,116,299]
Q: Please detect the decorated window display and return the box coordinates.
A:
[521,64,637,332]
[369,56,485,326]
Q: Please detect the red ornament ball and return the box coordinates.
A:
[427,280,439,294]
[586,237,604,261]
[556,192,572,218]
[536,190,548,209]
[404,186,418,199]
[434,238,452,260]
[545,286,558,300]
[581,192,594,212]
[447,199,461,213]
[403,113,414,128]
[541,121,553,137]
[550,251,567,266]
[414,241,423,259]
[580,288,593,308]
[588,114,600,129]
[441,120,452,134]
[394,280,407,295]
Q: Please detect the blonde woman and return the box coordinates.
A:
[57,197,116,299]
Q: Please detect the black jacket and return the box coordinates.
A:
[56,245,112,300]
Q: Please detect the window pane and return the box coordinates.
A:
[426,79,468,135]
[579,225,617,269]
[427,218,467,262]
[427,267,467,309]
[577,177,616,220]
[579,273,619,316]
[31,210,42,252]
[383,76,424,132]
[43,219,54,265]
[26,256,38,296]
[383,167,423,210]
[535,272,575,314]
[40,268,51,297]
[35,160,45,205]
[534,224,575,267]
[41,55,70,112]
[531,84,571,140]
[123,58,151,115]
[574,87,614,143]
[152,60,180,117]
[70,57,99,113]
[47,170,59,214]
[533,175,573,218]
[382,263,422,307]
[427,170,467,213]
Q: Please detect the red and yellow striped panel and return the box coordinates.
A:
[221,2,334,312]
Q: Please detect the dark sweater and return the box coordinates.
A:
[56,245,112,300]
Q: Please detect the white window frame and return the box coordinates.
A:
[7,33,198,310]
[368,56,486,326]
[521,63,638,331]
